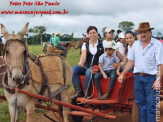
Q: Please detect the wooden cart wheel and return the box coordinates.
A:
[132,100,139,122]
[69,89,83,122]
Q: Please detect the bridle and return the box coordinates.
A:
[3,39,29,78]
[2,39,30,93]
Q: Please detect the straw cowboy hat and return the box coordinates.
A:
[135,22,154,32]
[55,32,60,36]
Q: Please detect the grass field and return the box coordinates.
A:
[28,45,80,67]
[0,45,80,122]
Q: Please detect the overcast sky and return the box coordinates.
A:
[0,0,163,37]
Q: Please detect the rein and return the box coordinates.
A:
[78,65,99,104]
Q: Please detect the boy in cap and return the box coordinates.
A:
[103,27,123,61]
[94,41,119,100]
[103,27,115,46]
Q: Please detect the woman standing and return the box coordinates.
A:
[116,31,135,75]
[70,26,104,99]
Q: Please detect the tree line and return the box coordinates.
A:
[23,21,163,45]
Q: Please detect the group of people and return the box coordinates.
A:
[49,32,67,56]
[70,22,163,122]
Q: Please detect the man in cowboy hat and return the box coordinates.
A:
[53,32,66,56]
[118,22,163,122]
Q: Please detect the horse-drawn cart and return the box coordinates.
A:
[0,55,163,122]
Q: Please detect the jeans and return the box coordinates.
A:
[72,65,93,87]
[56,45,67,56]
[94,69,116,88]
[134,74,156,122]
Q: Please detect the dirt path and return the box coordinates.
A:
[34,101,163,122]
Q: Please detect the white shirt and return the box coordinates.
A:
[116,41,125,57]
[128,37,163,75]
[81,40,98,55]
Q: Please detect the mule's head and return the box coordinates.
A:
[1,23,29,85]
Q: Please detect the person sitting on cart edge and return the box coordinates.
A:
[94,41,119,100]
[118,22,163,122]
[70,26,104,99]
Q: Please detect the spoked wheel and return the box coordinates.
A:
[132,100,139,122]
[69,90,84,122]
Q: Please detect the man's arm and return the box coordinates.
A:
[118,60,134,83]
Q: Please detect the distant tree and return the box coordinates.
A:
[28,26,46,44]
[34,26,46,44]
[118,21,135,32]
[60,34,72,41]
[24,30,30,45]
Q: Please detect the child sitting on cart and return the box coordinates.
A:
[94,41,119,100]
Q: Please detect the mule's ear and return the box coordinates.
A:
[1,24,10,40]
[16,22,29,40]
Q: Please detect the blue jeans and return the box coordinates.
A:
[134,74,156,122]
[56,45,67,56]
[72,65,93,87]
[94,69,116,88]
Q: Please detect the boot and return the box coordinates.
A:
[84,86,91,99]
[96,87,102,100]
[101,88,113,100]
[70,85,83,99]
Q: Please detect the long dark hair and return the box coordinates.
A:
[124,44,128,55]
[124,31,134,55]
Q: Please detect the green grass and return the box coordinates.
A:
[28,45,80,66]
[0,45,80,121]
[67,48,80,66]
[28,45,44,55]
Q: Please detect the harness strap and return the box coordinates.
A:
[28,53,67,103]
[51,85,70,98]
[60,57,66,85]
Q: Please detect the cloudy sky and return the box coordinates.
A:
[0,0,163,37]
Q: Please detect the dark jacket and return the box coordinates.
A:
[84,40,104,67]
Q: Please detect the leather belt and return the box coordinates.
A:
[135,73,151,76]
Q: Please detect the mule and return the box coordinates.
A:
[1,23,72,122]
[42,39,76,55]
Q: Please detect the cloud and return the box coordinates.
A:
[0,0,163,37]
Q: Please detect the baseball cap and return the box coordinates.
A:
[118,32,125,39]
[105,27,115,33]
[105,41,118,50]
